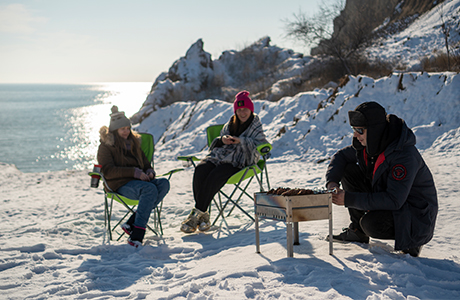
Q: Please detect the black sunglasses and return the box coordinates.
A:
[352,127,366,135]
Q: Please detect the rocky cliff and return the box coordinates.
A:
[131,0,455,125]
[131,37,321,123]
[312,0,443,55]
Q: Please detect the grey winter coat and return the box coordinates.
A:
[326,121,438,250]
[204,114,268,169]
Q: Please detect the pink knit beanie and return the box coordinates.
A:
[233,90,254,113]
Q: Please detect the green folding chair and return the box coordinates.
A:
[177,124,225,168]
[178,125,272,224]
[89,133,183,241]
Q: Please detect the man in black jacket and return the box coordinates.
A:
[326,102,438,257]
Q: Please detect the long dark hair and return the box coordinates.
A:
[113,130,144,167]
[229,112,254,136]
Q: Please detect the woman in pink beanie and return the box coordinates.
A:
[181,91,268,233]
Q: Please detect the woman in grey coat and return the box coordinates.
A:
[181,91,268,233]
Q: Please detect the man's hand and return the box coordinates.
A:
[332,187,345,206]
[327,182,340,190]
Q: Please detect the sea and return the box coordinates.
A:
[0,82,152,173]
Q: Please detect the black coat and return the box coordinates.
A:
[326,121,438,250]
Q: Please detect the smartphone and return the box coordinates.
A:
[224,135,235,142]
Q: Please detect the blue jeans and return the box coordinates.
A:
[117,178,170,229]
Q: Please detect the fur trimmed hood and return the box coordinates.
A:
[99,126,141,146]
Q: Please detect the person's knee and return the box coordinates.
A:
[139,183,158,197]
[359,211,395,239]
[156,177,170,193]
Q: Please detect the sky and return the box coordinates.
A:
[0,0,320,83]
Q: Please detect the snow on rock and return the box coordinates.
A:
[132,0,459,126]
[132,39,214,123]
[131,37,310,124]
[367,0,460,70]
[136,71,460,164]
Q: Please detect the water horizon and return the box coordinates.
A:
[0,82,152,173]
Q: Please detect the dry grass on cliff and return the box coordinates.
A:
[421,52,460,72]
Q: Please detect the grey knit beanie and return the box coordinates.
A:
[109,105,131,132]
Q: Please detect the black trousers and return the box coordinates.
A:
[341,163,395,240]
[193,160,241,212]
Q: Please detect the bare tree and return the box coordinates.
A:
[283,1,344,46]
[283,0,373,75]
[439,3,452,70]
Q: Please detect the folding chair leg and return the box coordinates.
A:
[226,186,254,217]
[145,223,159,236]
[211,193,224,226]
[212,190,235,226]
[213,189,255,225]
[211,162,271,226]
[114,210,132,241]
[107,194,160,240]
[264,164,270,190]
[228,199,255,222]
[105,195,112,241]
[226,178,253,217]
[154,203,163,236]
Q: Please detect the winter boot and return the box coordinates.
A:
[329,227,369,244]
[128,226,145,248]
[197,210,211,232]
[121,212,136,236]
[402,245,423,257]
[180,208,200,233]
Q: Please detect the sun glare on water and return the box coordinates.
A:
[55,82,151,171]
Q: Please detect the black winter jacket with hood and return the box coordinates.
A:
[326,102,438,250]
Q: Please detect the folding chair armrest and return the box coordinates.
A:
[177,155,201,168]
[157,168,184,180]
[257,143,272,158]
[88,171,113,192]
[177,156,201,162]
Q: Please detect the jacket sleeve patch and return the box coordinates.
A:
[392,164,407,180]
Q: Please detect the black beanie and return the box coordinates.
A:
[348,102,387,127]
[348,102,388,157]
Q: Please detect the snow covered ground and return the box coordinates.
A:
[1,150,459,299]
[1,70,459,299]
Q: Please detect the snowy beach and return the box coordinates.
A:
[1,152,459,299]
[1,71,460,299]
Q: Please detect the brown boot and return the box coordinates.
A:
[180,208,200,233]
[197,210,211,232]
